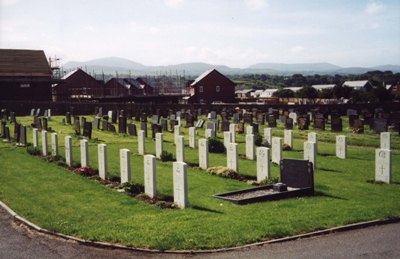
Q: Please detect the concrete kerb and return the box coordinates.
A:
[1,200,400,254]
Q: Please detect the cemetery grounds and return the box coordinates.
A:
[0,115,399,250]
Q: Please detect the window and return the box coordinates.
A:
[216,85,221,92]
[199,86,204,93]
[20,83,30,88]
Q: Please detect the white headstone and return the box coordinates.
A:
[174,125,180,145]
[98,143,108,180]
[271,137,282,164]
[47,109,51,118]
[108,110,113,118]
[176,135,185,162]
[264,127,272,147]
[304,141,316,169]
[65,136,72,167]
[120,148,131,184]
[308,132,318,153]
[41,130,48,156]
[173,161,188,208]
[227,143,238,172]
[224,131,232,148]
[289,112,297,125]
[144,154,156,198]
[245,134,255,160]
[246,125,254,135]
[380,132,391,150]
[189,127,196,148]
[51,132,58,157]
[205,128,214,138]
[198,138,209,170]
[375,149,392,183]
[177,115,181,126]
[229,124,236,143]
[138,130,145,155]
[32,128,39,148]
[336,135,347,159]
[256,147,270,182]
[80,139,89,167]
[155,133,163,159]
[284,129,293,148]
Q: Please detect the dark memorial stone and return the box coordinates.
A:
[102,120,108,131]
[140,113,147,122]
[111,111,118,124]
[81,117,86,129]
[195,119,205,128]
[42,117,48,131]
[170,119,178,130]
[221,112,228,122]
[93,118,100,130]
[19,125,27,146]
[10,112,16,123]
[348,114,359,127]
[161,118,168,131]
[372,119,388,134]
[221,120,230,132]
[331,117,343,132]
[210,111,217,120]
[127,123,137,136]
[280,159,314,190]
[313,118,325,130]
[285,118,293,130]
[141,122,148,137]
[98,107,103,116]
[108,124,116,133]
[74,117,81,135]
[233,113,240,123]
[118,116,127,134]
[152,115,160,125]
[279,115,287,124]
[237,122,245,134]
[4,125,10,142]
[1,120,6,138]
[44,110,48,118]
[206,121,217,132]
[267,115,277,128]
[243,113,253,124]
[66,113,71,124]
[14,123,20,142]
[252,123,259,134]
[36,116,43,130]
[35,108,40,117]
[257,113,265,125]
[186,114,194,128]
[298,116,310,130]
[1,109,7,121]
[152,124,162,139]
[352,119,364,133]
[83,122,92,139]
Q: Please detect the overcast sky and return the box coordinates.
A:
[1,0,399,68]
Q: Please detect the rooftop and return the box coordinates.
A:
[0,49,52,77]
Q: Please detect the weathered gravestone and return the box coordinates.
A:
[256,147,270,182]
[375,149,391,183]
[245,134,255,160]
[138,130,146,155]
[155,133,163,159]
[298,116,310,130]
[83,122,92,139]
[380,132,391,150]
[349,114,359,128]
[66,112,71,124]
[229,124,236,143]
[224,131,232,148]
[161,118,168,131]
[227,143,238,172]
[51,132,58,156]
[173,161,188,208]
[304,141,316,169]
[98,144,108,180]
[107,123,116,133]
[80,139,89,167]
[120,149,131,184]
[127,123,137,136]
[74,117,81,135]
[336,135,347,159]
[267,115,277,128]
[176,135,185,162]
[144,154,156,198]
[93,117,100,130]
[264,127,272,147]
[331,117,343,132]
[198,138,209,170]
[373,119,388,134]
[65,136,73,167]
[314,117,325,130]
[243,113,253,124]
[41,130,48,156]
[257,113,265,125]
[118,116,127,134]
[19,125,27,146]
[189,127,196,148]
[284,129,293,148]
[237,122,245,134]
[352,119,364,133]
[285,118,293,130]
[140,122,148,138]
[271,137,282,164]
[221,120,230,132]
[102,120,108,131]
[13,122,20,143]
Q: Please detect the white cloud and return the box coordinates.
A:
[244,0,268,11]
[129,21,160,35]
[290,46,305,53]
[365,1,384,15]
[371,22,380,29]
[0,0,19,7]
[163,0,184,7]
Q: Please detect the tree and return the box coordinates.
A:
[296,86,319,98]
[273,89,295,98]
[318,88,334,99]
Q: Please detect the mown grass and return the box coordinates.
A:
[0,115,399,250]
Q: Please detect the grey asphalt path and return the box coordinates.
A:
[1,207,400,259]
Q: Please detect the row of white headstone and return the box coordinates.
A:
[376,132,392,183]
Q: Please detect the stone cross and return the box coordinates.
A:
[256,147,270,182]
[65,136,73,167]
[41,130,48,156]
[173,161,188,208]
[271,137,282,164]
[189,127,196,148]
[284,129,293,148]
[98,143,108,180]
[375,149,392,183]
[227,143,239,172]
[245,134,255,160]
[308,132,318,153]
[229,123,236,143]
[198,138,209,170]
[336,135,346,159]
[80,139,89,167]
[32,128,39,148]
[264,127,272,147]
[138,130,146,155]
[120,148,131,184]
[176,135,185,162]
[144,154,156,198]
[51,133,58,157]
[304,141,316,169]
[155,132,163,159]
[380,132,391,150]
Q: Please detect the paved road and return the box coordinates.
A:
[1,207,400,259]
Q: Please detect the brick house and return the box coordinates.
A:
[187,69,235,104]
[104,78,144,97]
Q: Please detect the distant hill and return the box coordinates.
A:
[62,57,400,76]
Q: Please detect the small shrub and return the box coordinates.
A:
[208,137,226,153]
[109,176,121,182]
[282,144,292,151]
[74,167,97,177]
[254,133,263,146]
[56,160,67,167]
[26,146,41,156]
[206,166,239,179]
[160,150,174,162]
[122,182,144,195]
[259,177,280,185]
[155,201,177,209]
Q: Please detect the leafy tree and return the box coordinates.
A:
[273,89,295,98]
[296,86,319,98]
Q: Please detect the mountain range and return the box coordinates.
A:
[63,57,400,76]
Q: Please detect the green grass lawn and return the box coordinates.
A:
[0,115,399,250]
